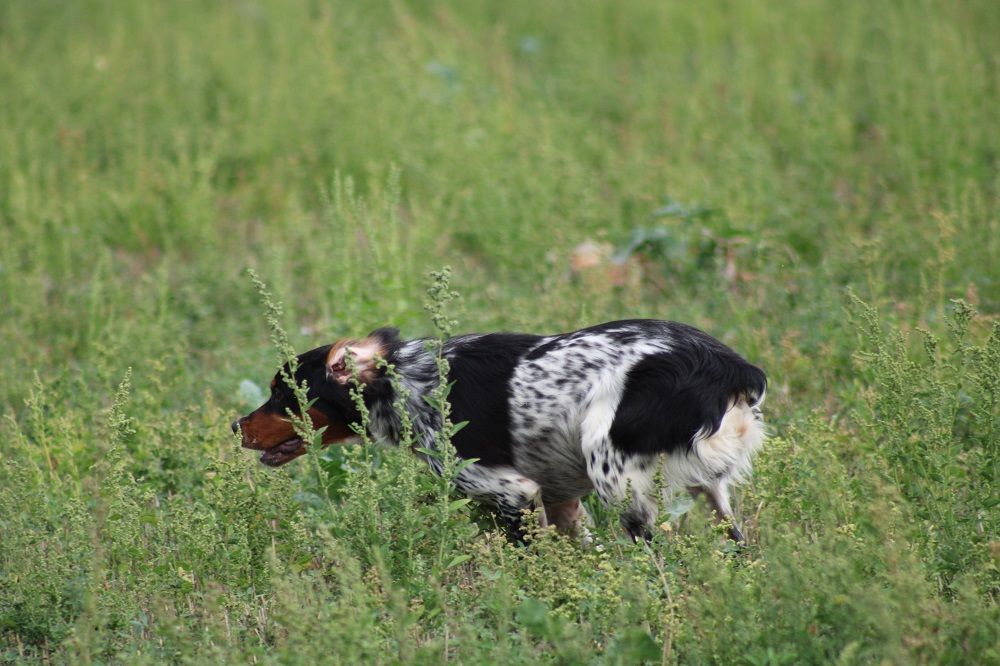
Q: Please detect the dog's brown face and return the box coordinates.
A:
[233,331,397,466]
[233,343,359,466]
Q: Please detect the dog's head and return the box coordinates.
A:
[232,328,400,466]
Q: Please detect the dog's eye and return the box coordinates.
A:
[270,391,296,411]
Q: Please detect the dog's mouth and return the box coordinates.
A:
[259,438,307,467]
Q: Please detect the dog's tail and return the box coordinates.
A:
[690,351,766,444]
[608,333,767,456]
[731,359,767,408]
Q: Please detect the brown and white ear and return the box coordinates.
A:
[326,339,383,385]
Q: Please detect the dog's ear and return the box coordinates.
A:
[367,327,401,345]
[326,338,384,385]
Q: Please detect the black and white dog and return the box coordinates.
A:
[234,320,767,542]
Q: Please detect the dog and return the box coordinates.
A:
[233,319,766,542]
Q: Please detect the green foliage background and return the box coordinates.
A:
[1,0,998,663]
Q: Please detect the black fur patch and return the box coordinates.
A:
[445,333,543,466]
[269,345,364,425]
[609,325,766,457]
[266,345,332,414]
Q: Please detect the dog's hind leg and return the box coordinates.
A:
[583,433,657,541]
[688,481,744,543]
[682,402,763,543]
[581,391,658,542]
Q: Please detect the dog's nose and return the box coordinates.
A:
[231,419,240,434]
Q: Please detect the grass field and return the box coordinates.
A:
[2,0,999,662]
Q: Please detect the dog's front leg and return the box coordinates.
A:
[495,498,545,543]
[455,465,543,543]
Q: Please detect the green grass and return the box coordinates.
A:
[1,0,998,662]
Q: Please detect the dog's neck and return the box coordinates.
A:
[366,338,448,471]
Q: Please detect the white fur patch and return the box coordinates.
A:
[661,399,766,488]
